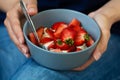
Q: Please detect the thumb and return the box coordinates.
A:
[89,12,111,61]
[26,0,38,15]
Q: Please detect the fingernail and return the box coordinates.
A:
[19,38,23,44]
[93,52,101,61]
[21,47,27,54]
[28,8,35,13]
[25,53,30,58]
[21,47,30,58]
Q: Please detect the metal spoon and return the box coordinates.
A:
[20,0,46,49]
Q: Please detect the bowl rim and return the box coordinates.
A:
[23,9,101,55]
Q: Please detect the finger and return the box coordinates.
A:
[93,31,110,60]
[25,0,38,15]
[6,9,24,44]
[19,44,31,58]
[92,14,111,61]
[4,19,29,57]
[4,19,20,47]
[92,49,102,61]
[73,56,95,71]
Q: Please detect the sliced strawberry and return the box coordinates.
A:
[68,18,81,27]
[86,36,94,47]
[67,45,76,52]
[51,22,66,31]
[48,41,55,50]
[54,23,68,38]
[28,32,38,45]
[43,41,55,50]
[61,28,76,46]
[69,25,82,32]
[55,39,70,50]
[40,37,53,44]
[36,26,44,40]
[68,18,82,32]
[76,47,82,52]
[74,29,88,46]
[45,28,54,38]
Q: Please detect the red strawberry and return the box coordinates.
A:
[86,36,94,47]
[61,28,76,46]
[51,22,66,31]
[67,45,76,52]
[43,41,55,50]
[45,28,54,38]
[76,47,82,52]
[68,18,81,27]
[68,18,82,32]
[68,25,82,32]
[40,37,53,44]
[28,32,38,45]
[48,41,55,50]
[36,26,44,40]
[74,29,88,46]
[53,23,68,38]
[55,39,70,50]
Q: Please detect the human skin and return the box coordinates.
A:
[74,0,120,70]
[1,0,38,57]
[1,0,120,71]
[0,0,19,12]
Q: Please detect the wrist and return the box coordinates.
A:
[95,0,120,25]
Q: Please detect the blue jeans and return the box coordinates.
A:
[0,24,120,80]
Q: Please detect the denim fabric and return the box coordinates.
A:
[1,0,120,79]
[11,33,120,80]
[0,24,120,80]
[0,25,27,80]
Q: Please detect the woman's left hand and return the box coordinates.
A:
[73,11,111,71]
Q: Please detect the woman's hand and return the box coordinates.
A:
[74,0,120,71]
[4,0,38,57]
[74,11,111,71]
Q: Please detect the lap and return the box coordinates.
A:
[0,25,27,80]
[11,33,120,80]
[0,24,120,80]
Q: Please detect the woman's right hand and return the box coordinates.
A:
[4,0,38,57]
